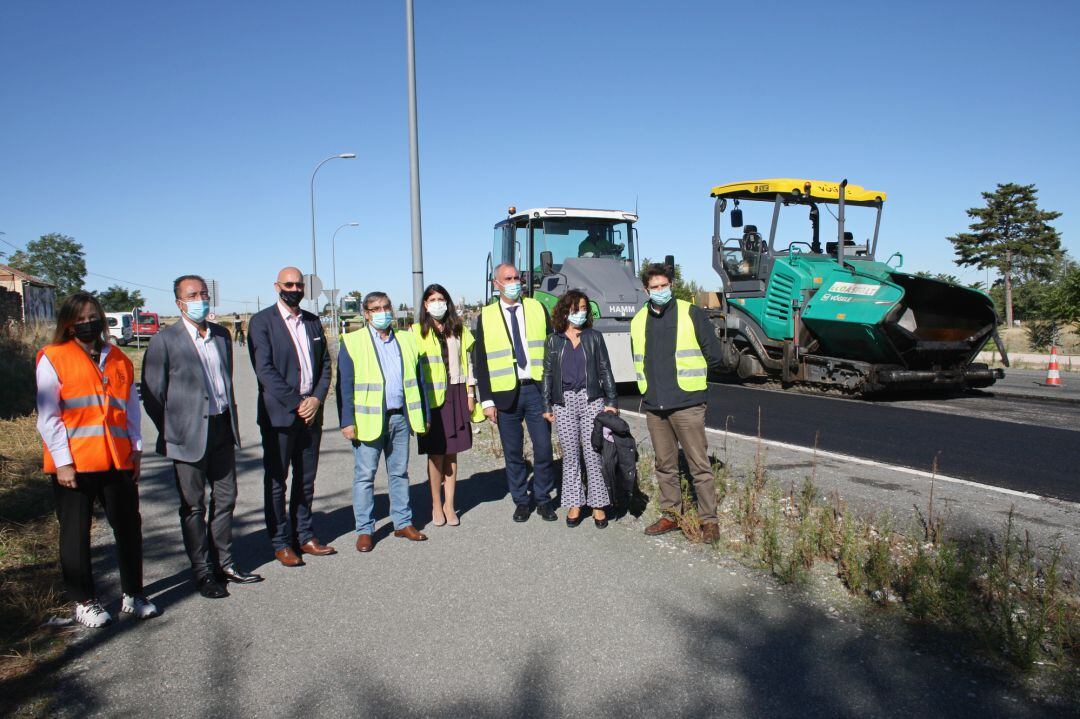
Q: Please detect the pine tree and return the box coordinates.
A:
[948,183,1062,327]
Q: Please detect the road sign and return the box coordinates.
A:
[205,278,220,308]
[303,274,323,301]
[323,289,339,304]
[208,312,216,321]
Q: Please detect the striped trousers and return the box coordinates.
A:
[554,388,609,508]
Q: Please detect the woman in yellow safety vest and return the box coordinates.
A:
[413,284,480,526]
[35,292,159,628]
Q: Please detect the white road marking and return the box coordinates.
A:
[620,409,1071,505]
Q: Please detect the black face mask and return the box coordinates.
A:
[73,319,103,343]
[279,289,304,308]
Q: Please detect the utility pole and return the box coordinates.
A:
[405,0,424,316]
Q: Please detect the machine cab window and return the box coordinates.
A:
[722,224,766,282]
[536,219,630,268]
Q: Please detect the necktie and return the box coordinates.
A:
[507,305,527,370]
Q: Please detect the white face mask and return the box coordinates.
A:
[427,301,448,319]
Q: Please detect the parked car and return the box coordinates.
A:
[133,309,159,336]
[105,312,134,346]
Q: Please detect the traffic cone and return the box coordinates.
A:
[1045,346,1062,387]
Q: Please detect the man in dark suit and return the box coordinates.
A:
[247,266,335,567]
[142,275,263,599]
[474,263,557,523]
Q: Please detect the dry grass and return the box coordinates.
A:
[999,325,1080,355]
[0,325,72,714]
[635,425,1080,703]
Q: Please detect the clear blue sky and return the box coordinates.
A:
[2,0,1077,314]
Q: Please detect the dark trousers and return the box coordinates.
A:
[496,382,556,507]
[173,413,237,579]
[52,470,143,603]
[261,418,322,551]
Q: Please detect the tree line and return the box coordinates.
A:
[2,183,1074,334]
[3,233,143,311]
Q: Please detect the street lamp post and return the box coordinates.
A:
[310,152,356,312]
[405,0,424,316]
[331,221,360,337]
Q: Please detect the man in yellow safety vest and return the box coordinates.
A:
[474,263,557,523]
[337,291,430,552]
[631,263,724,542]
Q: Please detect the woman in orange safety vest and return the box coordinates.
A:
[35,292,159,628]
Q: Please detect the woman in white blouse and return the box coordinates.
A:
[36,292,158,627]
[412,284,478,526]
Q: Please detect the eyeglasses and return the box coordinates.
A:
[366,304,392,312]
[279,281,305,290]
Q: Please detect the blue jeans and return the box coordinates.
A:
[352,413,413,535]
[496,382,556,507]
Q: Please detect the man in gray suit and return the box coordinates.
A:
[142,275,263,599]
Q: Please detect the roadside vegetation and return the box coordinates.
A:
[0,323,69,715]
[630,420,1080,707]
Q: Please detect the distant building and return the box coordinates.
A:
[0,263,57,323]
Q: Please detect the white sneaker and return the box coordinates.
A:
[121,594,161,620]
[74,600,113,628]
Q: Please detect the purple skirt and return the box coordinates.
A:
[418,382,473,455]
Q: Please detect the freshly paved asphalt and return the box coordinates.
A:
[51,357,1064,718]
[620,382,1080,503]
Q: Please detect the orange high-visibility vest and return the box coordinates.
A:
[38,341,135,474]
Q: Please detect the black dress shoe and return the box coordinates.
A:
[565,511,585,528]
[536,503,557,522]
[512,504,531,523]
[220,565,264,584]
[594,516,609,529]
[197,576,229,599]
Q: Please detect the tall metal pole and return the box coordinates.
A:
[331,222,359,338]
[310,152,356,313]
[405,0,424,316]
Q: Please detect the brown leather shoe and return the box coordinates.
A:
[701,522,721,543]
[300,539,337,556]
[644,516,680,536]
[355,534,373,553]
[393,525,428,541]
[275,547,304,567]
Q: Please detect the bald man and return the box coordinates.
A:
[247,267,335,566]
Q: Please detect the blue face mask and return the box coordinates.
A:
[568,310,589,327]
[369,311,393,330]
[501,282,522,301]
[649,287,673,306]
[183,299,209,323]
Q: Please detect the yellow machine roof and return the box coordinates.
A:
[710,178,887,206]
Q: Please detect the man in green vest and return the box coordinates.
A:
[337,291,429,552]
[474,263,557,523]
[631,263,724,542]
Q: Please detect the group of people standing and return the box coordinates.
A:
[35,259,724,629]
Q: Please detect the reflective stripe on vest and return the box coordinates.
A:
[629,299,708,395]
[412,324,475,409]
[480,298,546,392]
[341,328,426,442]
[38,341,135,473]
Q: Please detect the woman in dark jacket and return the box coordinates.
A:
[542,290,618,528]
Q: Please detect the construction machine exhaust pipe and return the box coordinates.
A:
[837,178,848,269]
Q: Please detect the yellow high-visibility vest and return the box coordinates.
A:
[341,327,426,441]
[630,299,708,394]
[479,298,546,392]
[413,324,485,423]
